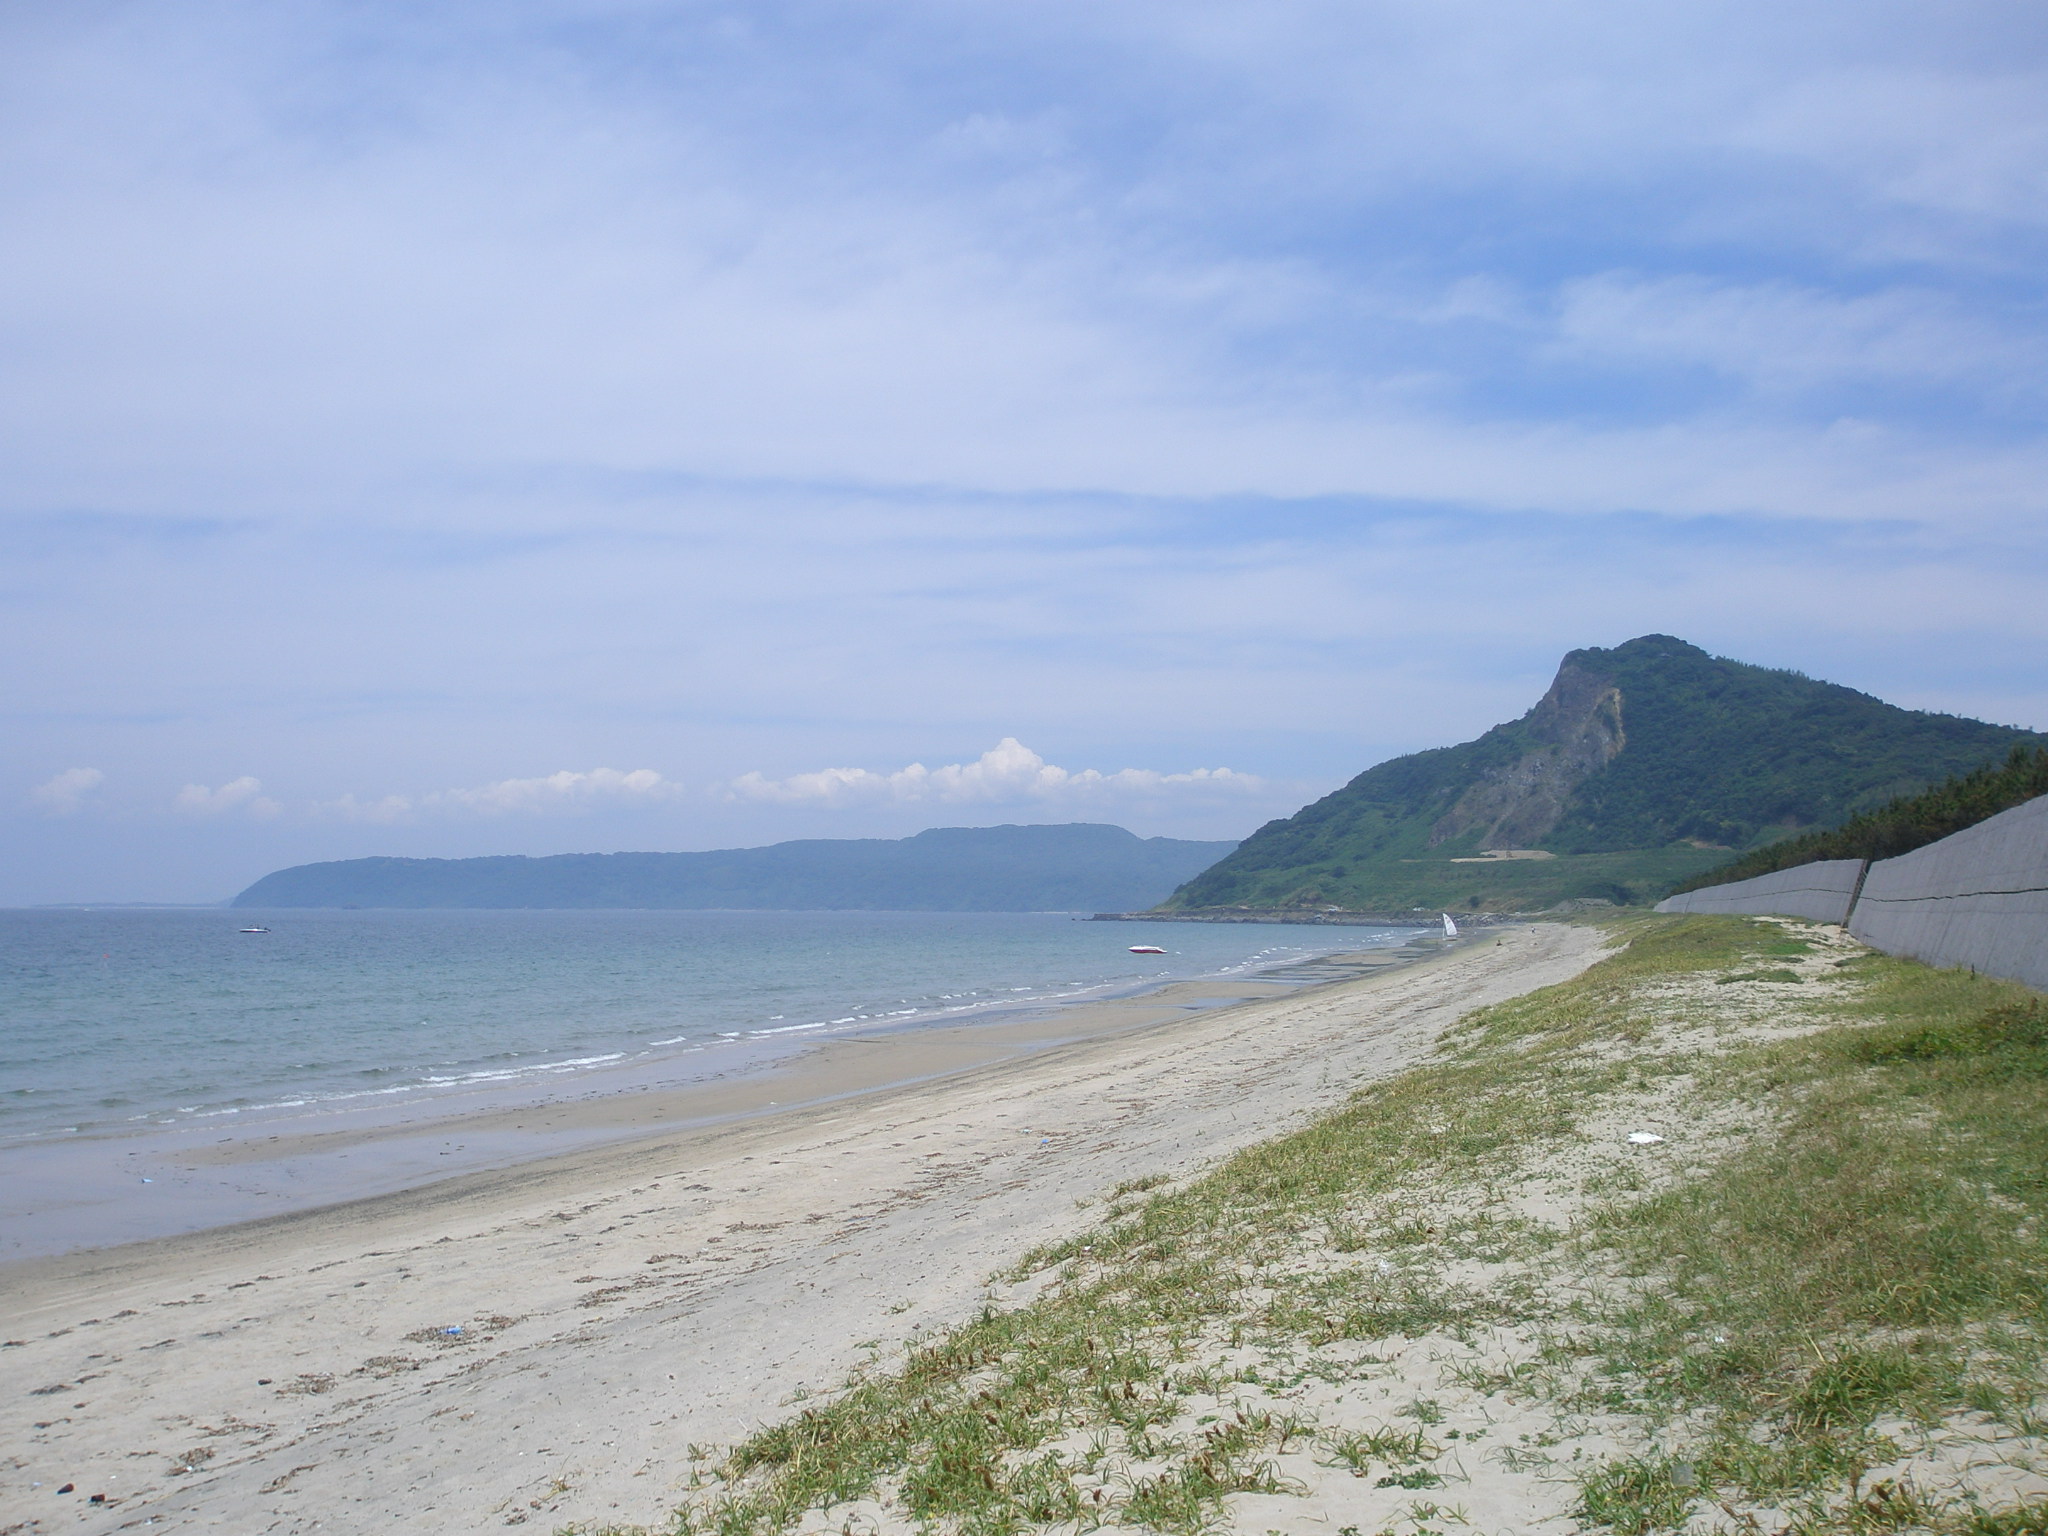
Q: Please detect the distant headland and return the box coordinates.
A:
[232,822,1239,912]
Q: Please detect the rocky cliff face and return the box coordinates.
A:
[1426,659,1626,849]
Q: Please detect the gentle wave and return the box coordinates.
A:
[0,909,1417,1145]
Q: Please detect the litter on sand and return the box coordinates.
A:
[1625,1131,1666,1145]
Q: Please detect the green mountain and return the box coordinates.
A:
[232,823,1239,912]
[1165,635,2047,914]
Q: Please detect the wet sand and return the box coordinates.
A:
[0,923,1608,1535]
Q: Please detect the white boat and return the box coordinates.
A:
[239,926,270,934]
[1441,912,1458,938]
[1128,944,1168,954]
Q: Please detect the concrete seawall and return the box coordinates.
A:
[1655,859,1867,925]
[1847,795,2048,992]
[1657,794,2048,993]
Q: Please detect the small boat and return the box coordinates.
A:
[1128,944,1168,955]
[239,926,271,934]
[1441,913,1458,938]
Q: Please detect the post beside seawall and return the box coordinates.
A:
[1656,795,2048,993]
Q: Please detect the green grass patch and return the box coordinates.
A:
[1573,959,2048,1529]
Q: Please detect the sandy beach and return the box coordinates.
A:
[0,922,1606,1534]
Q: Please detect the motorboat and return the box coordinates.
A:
[1128,944,1168,954]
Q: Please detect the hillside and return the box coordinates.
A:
[232,823,1239,912]
[1167,635,2046,913]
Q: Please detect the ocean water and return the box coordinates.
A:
[1,907,1419,1150]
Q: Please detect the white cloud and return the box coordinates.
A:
[318,792,415,825]
[1732,66,2048,231]
[322,767,681,821]
[4,1,2044,533]
[726,738,1265,808]
[439,767,678,815]
[173,775,282,818]
[1551,273,2037,396]
[29,766,104,815]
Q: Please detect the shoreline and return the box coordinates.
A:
[0,931,1443,1265]
[1091,908,1525,926]
[1,907,1369,1158]
[0,925,1612,1536]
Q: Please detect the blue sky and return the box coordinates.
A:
[5,0,2046,903]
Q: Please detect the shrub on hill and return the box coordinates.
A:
[1667,744,2048,896]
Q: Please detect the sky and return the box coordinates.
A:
[4,0,2047,904]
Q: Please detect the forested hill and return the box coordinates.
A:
[1166,635,2046,914]
[232,823,1239,912]
[1667,743,2048,894]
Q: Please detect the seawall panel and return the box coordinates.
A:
[1847,795,2048,992]
[1654,859,1866,925]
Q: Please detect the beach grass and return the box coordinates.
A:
[590,914,2048,1536]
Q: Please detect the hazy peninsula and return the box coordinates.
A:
[232,822,1238,911]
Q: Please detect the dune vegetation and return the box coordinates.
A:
[598,914,2048,1536]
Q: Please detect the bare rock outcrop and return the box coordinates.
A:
[1426,659,1625,849]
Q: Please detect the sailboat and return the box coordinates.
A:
[1441,912,1458,939]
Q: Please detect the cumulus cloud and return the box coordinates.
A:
[29,766,105,815]
[322,767,682,821]
[318,792,415,825]
[438,767,678,815]
[726,738,1264,808]
[173,776,282,818]
[320,752,1255,824]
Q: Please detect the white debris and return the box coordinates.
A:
[1625,1131,1666,1145]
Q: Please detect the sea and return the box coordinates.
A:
[1,907,1422,1156]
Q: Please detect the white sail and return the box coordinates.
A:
[1441,912,1458,938]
